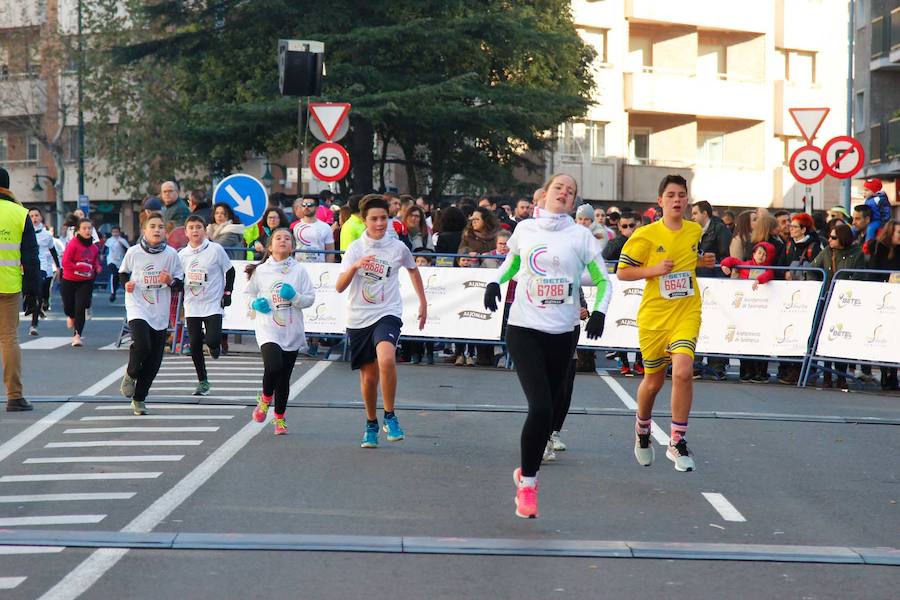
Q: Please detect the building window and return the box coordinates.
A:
[871,17,884,58]
[0,134,7,163]
[869,123,881,163]
[25,43,41,77]
[889,116,900,158]
[891,8,900,51]
[67,128,79,161]
[629,128,651,162]
[855,91,865,132]
[27,136,40,162]
[578,27,608,65]
[0,43,8,81]
[697,43,726,79]
[558,121,606,162]
[785,50,815,85]
[697,132,725,166]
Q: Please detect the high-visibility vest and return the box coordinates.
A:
[0,201,27,293]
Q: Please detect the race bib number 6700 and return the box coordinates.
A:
[659,271,693,299]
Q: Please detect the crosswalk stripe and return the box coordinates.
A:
[64,427,219,433]
[80,415,234,421]
[0,576,27,589]
[0,546,65,554]
[153,380,260,384]
[46,440,203,448]
[0,493,136,503]
[1,473,161,482]
[0,515,106,526]
[158,367,264,371]
[94,405,244,410]
[24,455,184,464]
[150,387,259,392]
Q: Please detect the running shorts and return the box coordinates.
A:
[347,315,402,370]
[639,322,700,373]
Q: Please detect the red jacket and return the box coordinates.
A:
[720,241,776,284]
[62,236,102,282]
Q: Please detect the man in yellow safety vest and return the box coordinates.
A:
[0,167,41,411]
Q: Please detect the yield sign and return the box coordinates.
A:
[308,103,351,141]
[789,107,830,144]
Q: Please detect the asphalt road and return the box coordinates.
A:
[0,291,897,599]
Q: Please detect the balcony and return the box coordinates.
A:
[870,10,900,72]
[624,69,767,121]
[0,75,47,118]
[625,0,769,33]
[773,80,828,136]
[623,162,772,207]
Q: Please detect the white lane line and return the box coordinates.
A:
[149,387,259,391]
[64,427,219,434]
[1,473,161,482]
[157,367,264,371]
[80,415,234,421]
[0,577,27,589]
[24,455,184,464]
[599,373,670,446]
[79,365,127,397]
[153,379,261,384]
[0,403,83,464]
[287,361,331,401]
[94,405,243,411]
[0,515,106,527]
[46,440,203,448]
[20,337,73,350]
[40,360,333,600]
[702,492,747,522]
[0,545,65,554]
[0,493,135,503]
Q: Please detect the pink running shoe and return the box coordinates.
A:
[513,467,538,519]
[252,394,270,423]
[273,417,288,435]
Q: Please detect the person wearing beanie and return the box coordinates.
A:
[575,203,610,250]
[863,178,891,237]
[0,167,42,411]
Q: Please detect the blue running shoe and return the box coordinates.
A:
[383,414,405,442]
[361,422,379,448]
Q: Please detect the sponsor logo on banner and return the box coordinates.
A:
[462,280,487,289]
[458,309,493,321]
[783,289,810,312]
[615,318,637,328]
[775,324,799,345]
[701,286,717,307]
[865,324,888,347]
[732,290,767,310]
[838,291,861,308]
[623,287,643,297]
[732,292,743,308]
[313,271,331,290]
[423,274,447,296]
[827,323,852,341]
[724,324,761,344]
[306,302,337,325]
[875,291,896,314]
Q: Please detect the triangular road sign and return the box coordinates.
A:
[789,107,830,144]
[309,103,351,141]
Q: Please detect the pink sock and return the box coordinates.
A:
[635,415,652,435]
[670,421,688,444]
[274,412,284,420]
[262,393,273,403]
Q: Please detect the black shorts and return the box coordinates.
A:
[347,315,402,370]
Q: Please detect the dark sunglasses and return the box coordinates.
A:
[620,223,637,229]
[829,235,839,240]
[301,202,316,208]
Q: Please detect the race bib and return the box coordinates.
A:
[361,258,392,281]
[659,271,693,299]
[141,268,164,289]
[187,267,207,288]
[528,276,573,305]
[74,261,92,278]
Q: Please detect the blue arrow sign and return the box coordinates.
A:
[212,174,269,227]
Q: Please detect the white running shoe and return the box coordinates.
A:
[550,431,566,451]
[542,441,557,462]
[634,432,654,466]
[666,438,695,472]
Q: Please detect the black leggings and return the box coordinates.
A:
[506,325,579,477]
[60,278,94,335]
[552,325,580,433]
[186,315,223,381]
[127,319,168,402]
[31,274,51,327]
[261,343,299,415]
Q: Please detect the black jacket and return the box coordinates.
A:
[602,234,628,266]
[697,216,732,277]
[0,190,40,296]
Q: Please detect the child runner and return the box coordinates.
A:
[484,174,611,519]
[247,228,315,435]
[119,212,184,415]
[60,218,102,347]
[27,208,60,336]
[336,194,427,448]
[616,175,716,472]
[178,215,236,396]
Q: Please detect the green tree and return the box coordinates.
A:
[84,0,594,199]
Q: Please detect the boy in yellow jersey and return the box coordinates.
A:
[616,175,715,472]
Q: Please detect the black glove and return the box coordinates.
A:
[220,294,232,308]
[585,311,606,340]
[483,282,501,312]
[23,294,39,316]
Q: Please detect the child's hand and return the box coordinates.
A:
[125,281,136,293]
[721,265,731,276]
[752,280,759,291]
[159,270,172,285]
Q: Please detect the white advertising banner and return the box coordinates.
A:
[814,280,900,363]
[578,275,643,349]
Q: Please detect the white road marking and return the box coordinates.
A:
[79,365,127,397]
[40,360,333,600]
[19,337,74,350]
[94,405,244,410]
[153,379,261,384]
[64,427,219,434]
[46,440,203,448]
[0,576,27,589]
[0,546,65,554]
[702,492,747,522]
[1,473,161,482]
[156,367,264,371]
[149,386,259,392]
[0,515,106,526]
[599,373,670,445]
[0,403,83,464]
[24,455,184,464]
[0,493,135,503]
[80,415,234,421]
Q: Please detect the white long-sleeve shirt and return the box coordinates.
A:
[245,256,315,352]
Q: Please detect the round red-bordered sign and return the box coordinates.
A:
[789,145,826,185]
[822,135,864,179]
[309,142,351,183]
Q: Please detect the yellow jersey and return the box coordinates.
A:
[618,219,703,331]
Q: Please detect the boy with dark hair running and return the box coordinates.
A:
[616,175,715,472]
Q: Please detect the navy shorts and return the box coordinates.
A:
[347,315,402,370]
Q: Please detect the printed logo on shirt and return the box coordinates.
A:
[140,264,162,304]
[269,281,294,327]
[186,259,208,297]
[526,245,550,276]
[656,245,666,253]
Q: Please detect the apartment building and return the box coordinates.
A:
[855,0,899,202]
[551,0,851,211]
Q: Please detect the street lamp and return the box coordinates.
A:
[261,161,274,190]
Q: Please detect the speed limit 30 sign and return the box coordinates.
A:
[309,142,351,183]
[789,145,826,185]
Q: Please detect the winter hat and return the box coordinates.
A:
[751,241,776,265]
[826,206,850,221]
[576,204,594,220]
[864,178,882,193]
[142,197,163,211]
[0,167,9,189]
